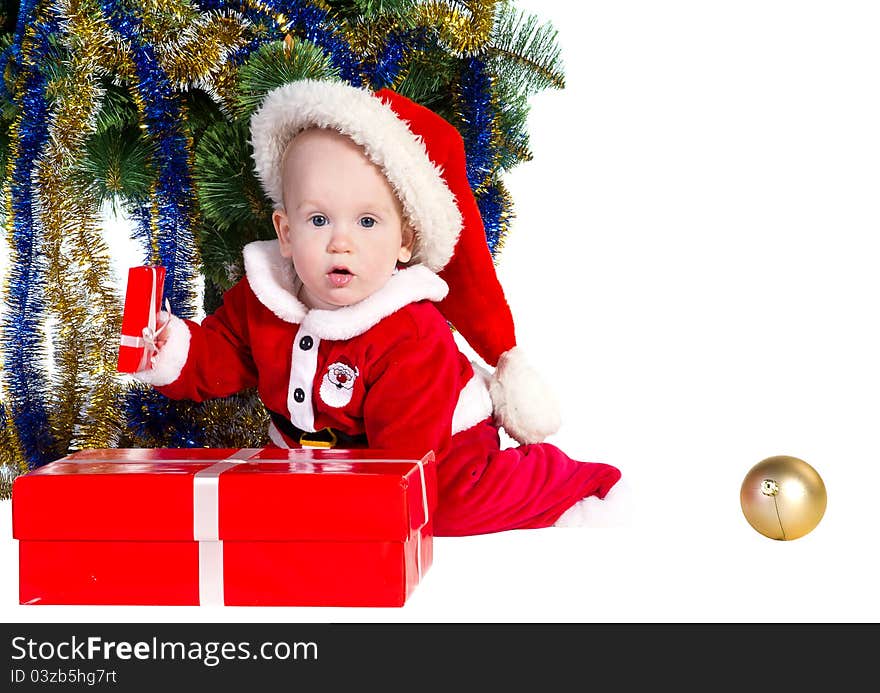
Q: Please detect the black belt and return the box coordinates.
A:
[269,410,367,449]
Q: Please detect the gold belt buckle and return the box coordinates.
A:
[299,427,338,449]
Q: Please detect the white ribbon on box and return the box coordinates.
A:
[191,449,430,606]
[192,449,263,605]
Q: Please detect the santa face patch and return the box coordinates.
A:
[319,358,360,408]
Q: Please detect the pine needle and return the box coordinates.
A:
[234,38,341,120]
[487,1,565,95]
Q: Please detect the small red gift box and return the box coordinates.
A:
[117,265,166,373]
[12,447,435,607]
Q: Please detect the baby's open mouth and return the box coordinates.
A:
[328,267,353,287]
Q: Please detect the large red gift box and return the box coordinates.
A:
[117,265,166,373]
[12,447,435,607]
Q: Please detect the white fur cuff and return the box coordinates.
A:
[488,346,561,445]
[131,312,191,387]
[554,479,631,528]
[451,368,493,435]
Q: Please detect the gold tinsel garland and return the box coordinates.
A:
[151,11,251,91]
[38,36,117,452]
[37,2,143,451]
[0,387,27,499]
[417,0,497,56]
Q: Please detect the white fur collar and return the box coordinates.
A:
[242,239,448,339]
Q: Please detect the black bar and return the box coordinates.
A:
[3,622,876,689]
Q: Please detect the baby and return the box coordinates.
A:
[135,79,621,536]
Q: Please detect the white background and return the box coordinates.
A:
[3,1,880,623]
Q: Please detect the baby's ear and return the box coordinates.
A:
[398,223,415,264]
[273,208,294,258]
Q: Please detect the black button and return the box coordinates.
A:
[299,336,313,350]
[293,388,305,403]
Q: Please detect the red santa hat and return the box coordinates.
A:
[249,79,560,444]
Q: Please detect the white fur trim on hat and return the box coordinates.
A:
[488,346,561,445]
[249,79,462,272]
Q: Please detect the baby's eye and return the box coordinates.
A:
[359,216,376,229]
[309,214,328,227]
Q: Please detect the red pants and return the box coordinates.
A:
[433,418,622,536]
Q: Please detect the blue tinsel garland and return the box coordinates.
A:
[2,0,62,468]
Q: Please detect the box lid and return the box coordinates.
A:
[12,447,436,543]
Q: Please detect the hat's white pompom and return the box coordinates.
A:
[488,347,561,445]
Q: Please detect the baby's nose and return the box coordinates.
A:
[327,226,354,252]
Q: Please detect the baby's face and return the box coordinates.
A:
[272,128,414,310]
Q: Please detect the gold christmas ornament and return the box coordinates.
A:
[740,455,827,540]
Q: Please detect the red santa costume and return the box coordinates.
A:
[134,79,621,536]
